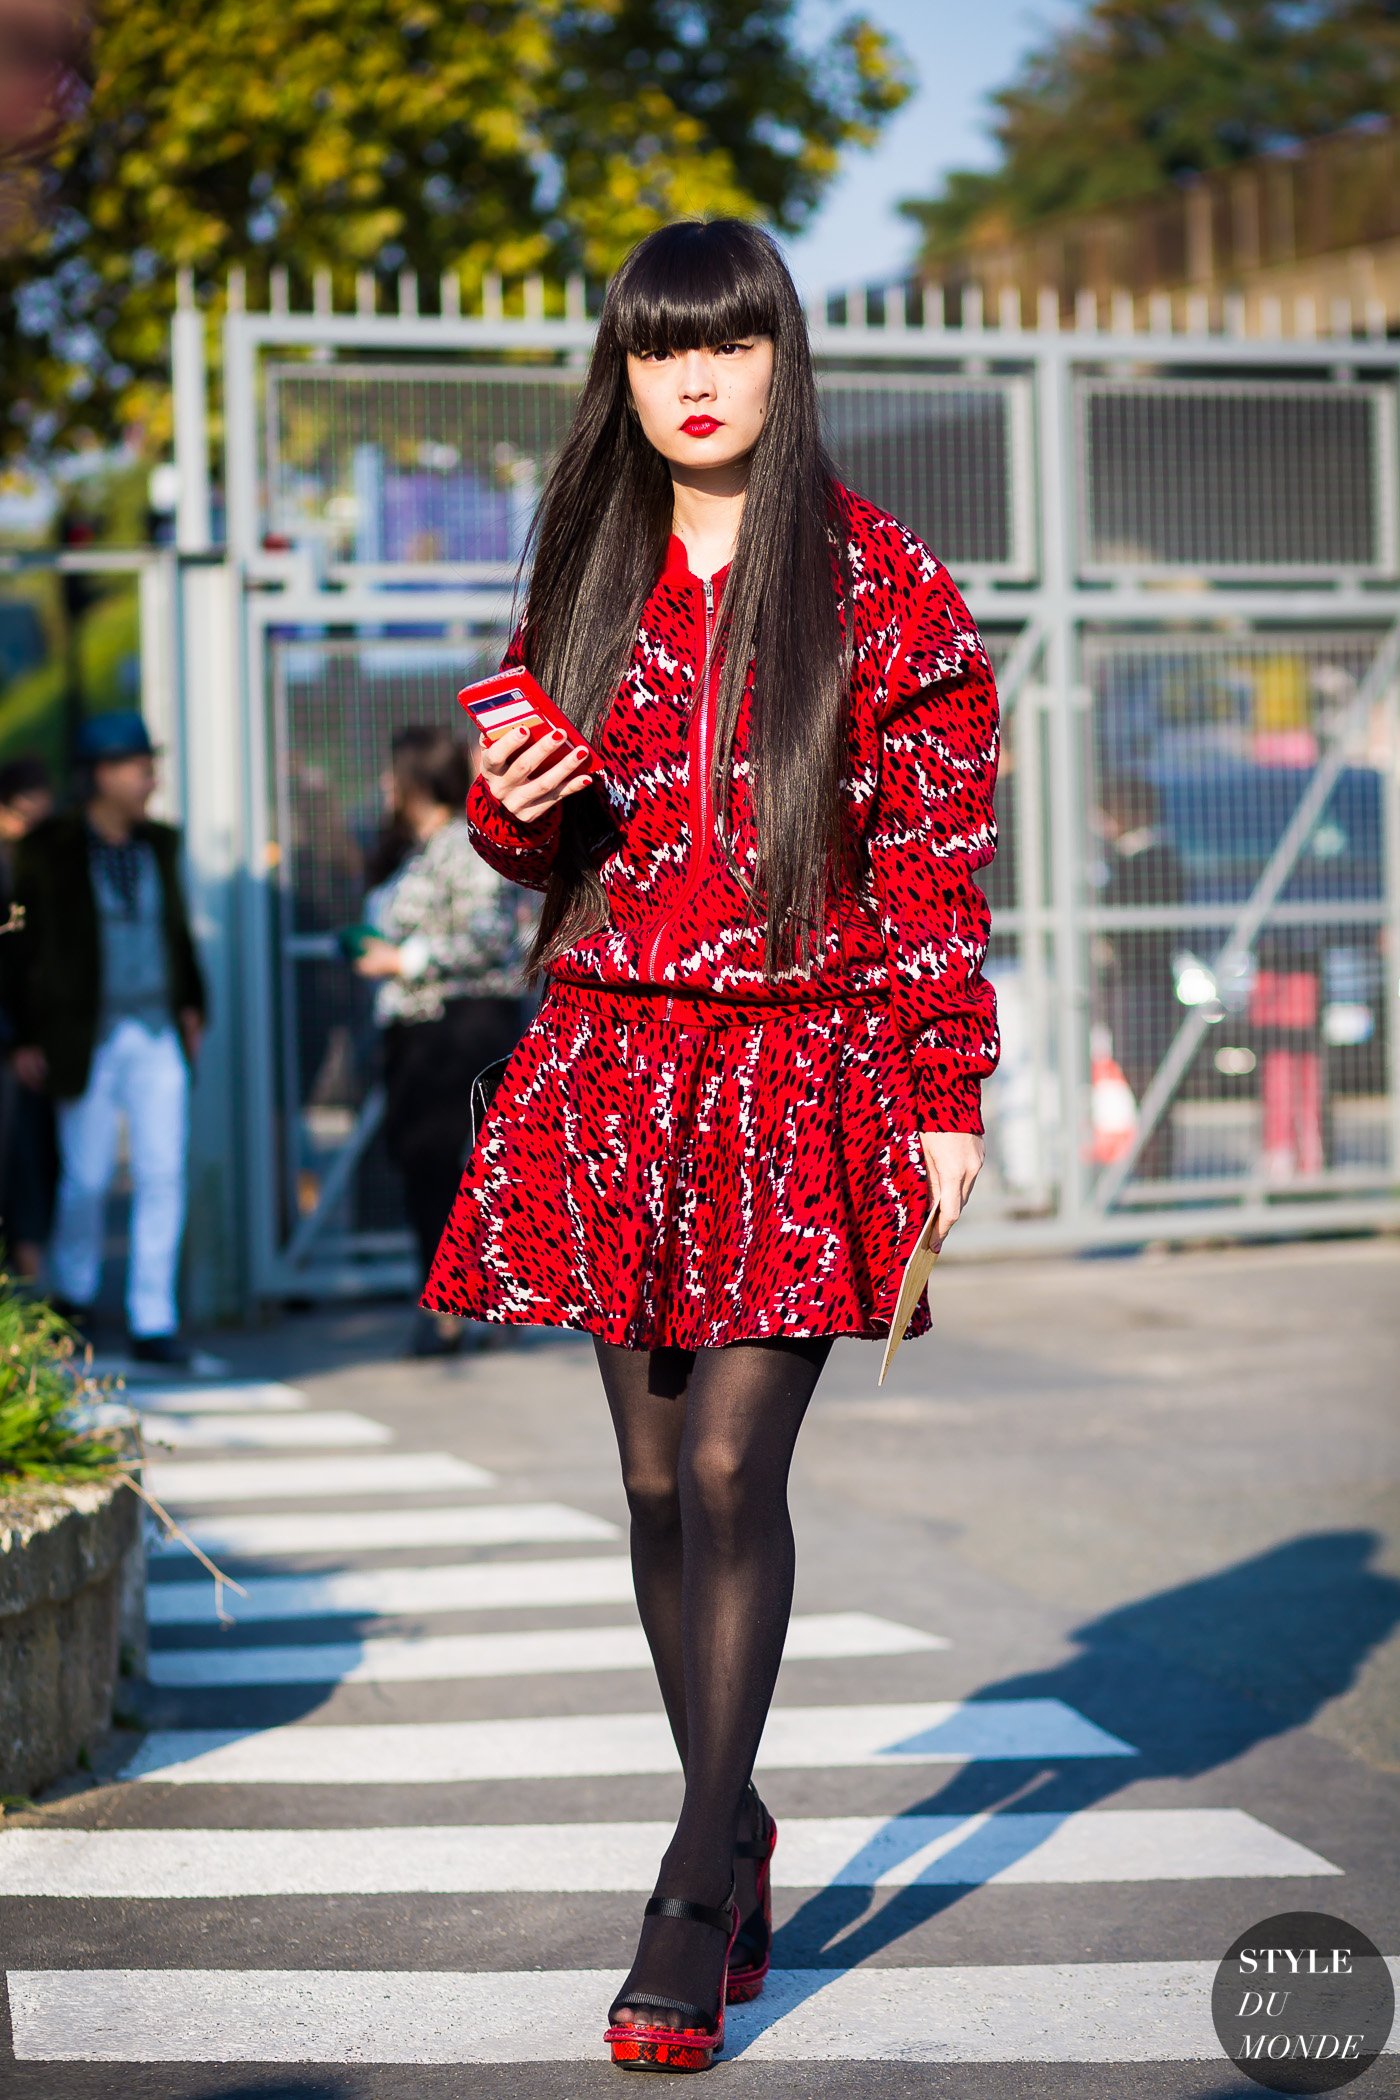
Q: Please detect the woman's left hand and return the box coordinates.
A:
[354,938,404,980]
[919,1131,985,1243]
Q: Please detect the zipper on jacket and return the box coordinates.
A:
[642,573,718,980]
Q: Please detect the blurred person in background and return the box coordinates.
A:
[355,724,532,1359]
[6,711,206,1361]
[0,754,58,1280]
[1091,774,1184,1181]
[0,754,52,877]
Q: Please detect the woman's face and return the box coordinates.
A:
[626,337,775,474]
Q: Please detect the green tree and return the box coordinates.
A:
[2,0,909,461]
[902,0,1400,265]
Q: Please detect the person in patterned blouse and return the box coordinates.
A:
[355,725,535,1356]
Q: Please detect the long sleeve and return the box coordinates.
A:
[164,828,208,1020]
[461,623,565,892]
[396,823,526,985]
[865,572,1001,1135]
[464,769,563,892]
[5,836,42,1047]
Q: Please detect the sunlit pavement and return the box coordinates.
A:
[3,1234,1398,2097]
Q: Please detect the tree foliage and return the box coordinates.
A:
[1,0,909,460]
[902,0,1400,264]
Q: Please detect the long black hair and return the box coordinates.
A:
[516,217,852,979]
[365,725,473,885]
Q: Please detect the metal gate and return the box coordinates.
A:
[171,275,1400,1300]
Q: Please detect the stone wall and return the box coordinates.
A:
[0,1478,142,1797]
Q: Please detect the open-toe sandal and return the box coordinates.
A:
[726,1780,778,2004]
[604,1884,740,2072]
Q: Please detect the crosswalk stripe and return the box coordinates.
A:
[149,1501,620,1561]
[0,1811,1339,1897]
[145,1556,638,1626]
[144,1452,495,1505]
[144,1411,393,1451]
[134,1382,309,1415]
[132,1385,310,1419]
[122,1701,1135,1784]
[19,1961,1398,2063]
[145,1612,945,1687]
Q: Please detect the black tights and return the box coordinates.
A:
[594,1332,834,2025]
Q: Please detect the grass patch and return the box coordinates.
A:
[0,1280,129,1487]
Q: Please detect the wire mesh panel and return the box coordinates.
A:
[260,357,1034,582]
[819,374,1034,577]
[976,632,1061,1218]
[1082,629,1395,1201]
[264,363,583,568]
[1077,378,1398,578]
[214,304,1400,1287]
[263,627,515,1263]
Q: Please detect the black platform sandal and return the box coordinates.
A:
[727,1780,777,2003]
[604,1884,740,2072]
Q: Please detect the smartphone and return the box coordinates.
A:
[457,667,605,776]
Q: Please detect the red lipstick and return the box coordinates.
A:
[681,415,722,437]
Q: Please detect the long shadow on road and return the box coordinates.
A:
[766,1528,1399,1984]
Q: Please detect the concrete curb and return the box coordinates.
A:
[0,1477,143,1796]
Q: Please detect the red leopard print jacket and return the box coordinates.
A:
[465,484,1000,1135]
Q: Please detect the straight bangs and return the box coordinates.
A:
[607,220,788,358]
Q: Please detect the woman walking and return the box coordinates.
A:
[422,220,1000,2067]
[356,726,531,1356]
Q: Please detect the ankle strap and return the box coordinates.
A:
[643,1893,735,1935]
[734,1781,772,1857]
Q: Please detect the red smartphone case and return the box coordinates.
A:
[457,667,606,772]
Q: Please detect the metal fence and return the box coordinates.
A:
[165,277,1400,1305]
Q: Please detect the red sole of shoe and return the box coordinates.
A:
[724,1958,769,2004]
[606,2027,722,2071]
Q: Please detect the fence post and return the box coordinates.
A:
[171,278,212,557]
[1036,342,1091,1222]
[176,558,250,1321]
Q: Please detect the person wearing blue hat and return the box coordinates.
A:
[6,710,206,1364]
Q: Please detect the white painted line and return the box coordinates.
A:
[146,1612,944,1687]
[23,1961,1400,2063]
[143,1411,392,1451]
[134,1382,308,1416]
[144,1453,494,1505]
[0,1811,1340,1898]
[151,1502,619,1561]
[146,1556,637,1626]
[122,1701,1135,1784]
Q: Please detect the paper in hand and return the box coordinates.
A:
[878,1211,941,1386]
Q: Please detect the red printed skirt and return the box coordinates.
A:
[421,977,935,1351]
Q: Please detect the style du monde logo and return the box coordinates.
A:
[1212,1911,1395,2093]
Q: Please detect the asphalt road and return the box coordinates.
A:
[2,1233,1398,2098]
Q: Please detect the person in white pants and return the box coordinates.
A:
[8,709,206,1366]
[48,1015,189,1340]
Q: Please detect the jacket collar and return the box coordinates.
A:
[661,533,732,591]
[660,473,854,586]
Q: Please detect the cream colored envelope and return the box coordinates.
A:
[878,1212,941,1385]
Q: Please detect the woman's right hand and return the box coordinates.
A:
[478,723,594,824]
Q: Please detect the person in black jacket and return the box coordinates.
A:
[0,755,58,1281]
[7,712,206,1362]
